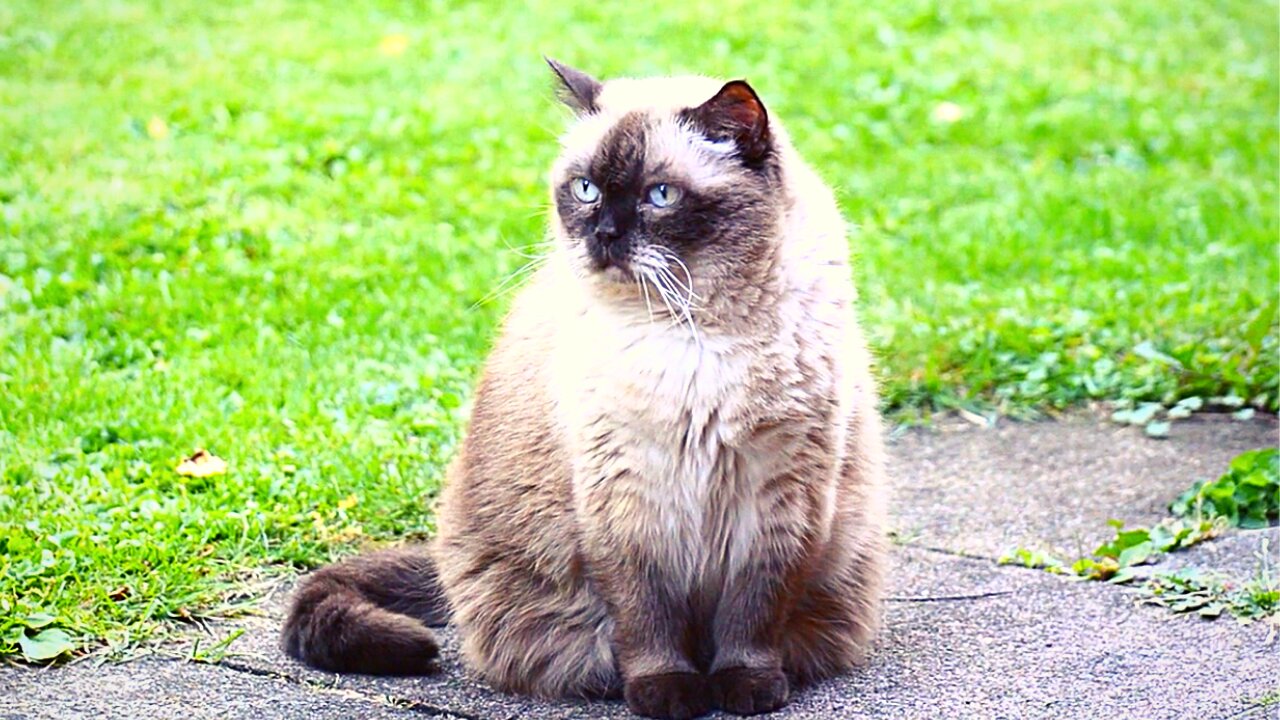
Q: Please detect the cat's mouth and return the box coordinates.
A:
[586,255,640,286]
[586,241,632,273]
[598,264,638,284]
[586,245,641,284]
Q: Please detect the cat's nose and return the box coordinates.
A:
[594,216,621,244]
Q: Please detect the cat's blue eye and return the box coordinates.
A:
[570,177,600,203]
[647,183,681,208]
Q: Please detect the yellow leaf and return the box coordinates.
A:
[1088,557,1120,581]
[337,494,359,512]
[378,33,409,56]
[175,449,228,478]
[146,116,170,140]
[326,524,365,543]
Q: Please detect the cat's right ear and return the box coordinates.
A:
[685,80,771,166]
[545,57,602,115]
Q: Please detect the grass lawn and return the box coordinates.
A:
[1,0,1276,660]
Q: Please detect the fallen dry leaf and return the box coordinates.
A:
[107,585,131,602]
[175,449,228,478]
[1086,557,1120,581]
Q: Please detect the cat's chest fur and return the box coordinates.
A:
[551,291,838,588]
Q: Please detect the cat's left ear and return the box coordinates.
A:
[685,80,771,165]
[545,57,602,115]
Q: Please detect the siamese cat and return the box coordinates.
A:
[283,59,888,720]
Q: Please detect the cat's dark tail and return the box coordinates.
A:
[281,546,449,675]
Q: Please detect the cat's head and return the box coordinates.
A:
[545,59,787,315]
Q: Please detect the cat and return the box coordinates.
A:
[282,59,889,720]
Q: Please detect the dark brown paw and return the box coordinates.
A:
[624,672,712,720]
[711,666,789,716]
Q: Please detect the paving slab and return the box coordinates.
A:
[889,413,1278,560]
[196,546,1278,720]
[0,654,455,720]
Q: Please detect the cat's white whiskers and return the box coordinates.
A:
[471,254,550,309]
[521,206,550,222]
[635,254,681,318]
[644,264,685,330]
[637,268,656,323]
[653,264,696,309]
[648,251,702,339]
[651,262,700,323]
[664,253,700,302]
[646,260,700,343]
[505,240,556,260]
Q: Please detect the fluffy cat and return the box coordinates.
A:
[282,59,889,720]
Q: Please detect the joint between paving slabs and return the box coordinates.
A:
[893,540,1139,598]
[215,657,488,720]
[898,541,1000,564]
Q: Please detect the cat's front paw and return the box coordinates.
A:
[710,666,789,716]
[624,671,712,720]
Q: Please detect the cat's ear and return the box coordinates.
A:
[686,80,771,165]
[544,57,602,115]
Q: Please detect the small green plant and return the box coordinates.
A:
[1170,448,1279,529]
[1138,570,1272,620]
[1002,449,1280,622]
[999,516,1223,582]
[1,612,76,662]
[1139,537,1279,623]
[188,628,245,665]
[1075,517,1225,583]
[1110,394,1266,438]
[997,548,1068,573]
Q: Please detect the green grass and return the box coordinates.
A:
[1,0,1277,660]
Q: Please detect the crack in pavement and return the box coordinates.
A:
[215,657,486,720]
[899,541,1001,562]
[887,590,1016,602]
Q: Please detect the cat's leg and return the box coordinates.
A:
[778,385,889,686]
[443,550,620,699]
[708,467,833,716]
[576,476,712,720]
[780,416,888,685]
[779,523,887,685]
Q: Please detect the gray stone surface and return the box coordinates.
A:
[890,413,1278,559]
[2,415,1277,719]
[0,655,455,720]
[175,545,1277,720]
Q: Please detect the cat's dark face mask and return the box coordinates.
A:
[546,60,782,297]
